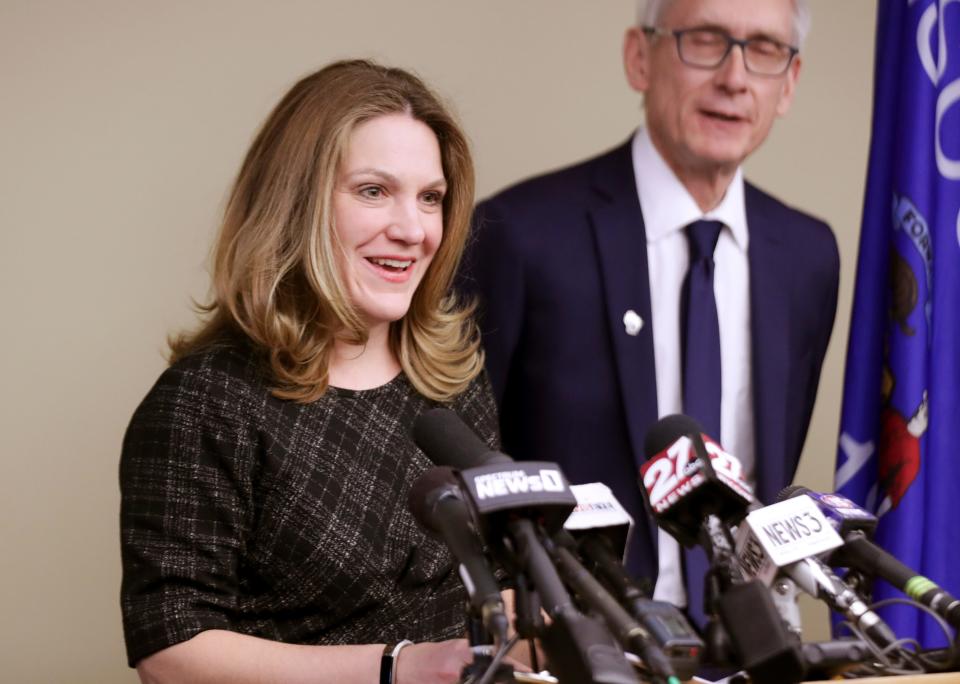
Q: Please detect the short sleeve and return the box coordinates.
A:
[119,356,258,666]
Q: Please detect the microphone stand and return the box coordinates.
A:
[701,568,734,667]
[542,536,678,684]
[513,573,543,673]
[460,613,515,684]
[509,518,640,684]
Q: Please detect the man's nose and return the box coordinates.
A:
[714,43,749,90]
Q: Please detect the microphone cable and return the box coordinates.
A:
[834,596,957,677]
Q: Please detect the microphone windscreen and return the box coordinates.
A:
[642,413,703,460]
[718,580,806,683]
[777,484,811,502]
[413,408,511,469]
[407,466,460,534]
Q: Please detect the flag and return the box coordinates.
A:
[835,0,960,645]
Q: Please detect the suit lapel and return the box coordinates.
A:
[587,142,659,472]
[746,185,790,503]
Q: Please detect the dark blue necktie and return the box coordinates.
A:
[680,219,723,630]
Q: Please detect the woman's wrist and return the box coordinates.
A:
[379,639,413,684]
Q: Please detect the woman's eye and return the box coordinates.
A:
[359,185,384,199]
[421,191,444,205]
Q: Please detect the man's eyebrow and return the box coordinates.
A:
[686,21,791,43]
[745,29,791,44]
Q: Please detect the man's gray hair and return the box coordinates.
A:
[637,0,811,48]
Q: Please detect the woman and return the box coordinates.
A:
[120,60,497,684]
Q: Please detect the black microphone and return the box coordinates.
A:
[641,414,755,549]
[414,408,576,534]
[640,414,806,684]
[547,530,680,684]
[640,414,754,581]
[801,639,873,679]
[408,466,508,641]
[413,407,512,468]
[561,484,703,681]
[736,494,897,650]
[744,538,898,650]
[564,482,634,565]
[779,486,960,629]
[413,408,639,683]
[778,485,878,538]
[511,518,641,684]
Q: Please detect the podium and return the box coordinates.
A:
[805,674,960,683]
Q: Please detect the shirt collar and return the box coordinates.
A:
[631,127,748,250]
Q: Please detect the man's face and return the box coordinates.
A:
[624,0,801,178]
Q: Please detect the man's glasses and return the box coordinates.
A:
[643,26,799,77]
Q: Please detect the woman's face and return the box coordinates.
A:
[332,113,446,332]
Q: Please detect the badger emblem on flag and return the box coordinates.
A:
[835,0,960,643]
[876,196,932,515]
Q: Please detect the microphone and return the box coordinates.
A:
[543,532,680,684]
[414,408,577,534]
[640,415,754,548]
[735,495,897,649]
[507,518,642,683]
[413,407,513,469]
[779,486,960,629]
[563,484,703,681]
[565,482,634,564]
[778,485,878,538]
[640,415,753,582]
[801,639,873,679]
[408,466,508,641]
[413,409,639,683]
[639,415,805,684]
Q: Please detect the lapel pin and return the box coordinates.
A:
[623,309,643,336]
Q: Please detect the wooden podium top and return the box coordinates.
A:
[685,672,960,683]
[806,673,960,683]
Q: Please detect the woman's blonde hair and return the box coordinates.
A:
[170,59,482,402]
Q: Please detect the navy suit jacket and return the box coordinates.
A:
[459,140,840,581]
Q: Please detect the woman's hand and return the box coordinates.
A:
[395,638,534,684]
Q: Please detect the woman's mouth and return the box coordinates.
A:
[366,256,413,273]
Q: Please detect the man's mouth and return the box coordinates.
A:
[366,257,413,273]
[702,109,744,123]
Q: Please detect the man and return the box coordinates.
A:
[460,0,839,624]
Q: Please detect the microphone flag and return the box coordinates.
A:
[835,0,960,644]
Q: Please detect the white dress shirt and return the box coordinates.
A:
[630,128,756,607]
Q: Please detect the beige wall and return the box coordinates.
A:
[0,2,876,681]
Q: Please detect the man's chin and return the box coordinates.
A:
[687,138,755,173]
